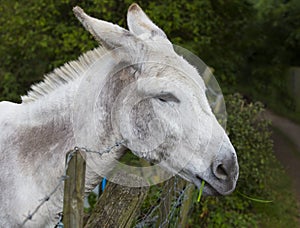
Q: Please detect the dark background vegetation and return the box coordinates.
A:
[1,0,299,226]
[1,0,299,120]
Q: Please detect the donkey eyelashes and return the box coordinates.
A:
[158,97,168,103]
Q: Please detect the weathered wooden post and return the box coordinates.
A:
[84,172,149,228]
[63,148,86,228]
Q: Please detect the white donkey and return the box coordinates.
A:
[0,3,238,227]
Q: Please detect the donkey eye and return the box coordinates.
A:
[158,97,167,103]
[156,93,180,103]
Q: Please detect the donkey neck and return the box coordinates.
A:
[17,51,136,191]
[18,83,76,169]
[70,56,137,190]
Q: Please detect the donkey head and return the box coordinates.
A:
[73,4,238,195]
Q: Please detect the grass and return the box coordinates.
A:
[197,180,205,202]
[254,168,299,227]
[118,150,152,167]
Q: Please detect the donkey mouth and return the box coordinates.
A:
[179,167,239,196]
[178,171,221,196]
[194,175,221,196]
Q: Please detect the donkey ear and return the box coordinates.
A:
[73,6,138,49]
[127,3,167,39]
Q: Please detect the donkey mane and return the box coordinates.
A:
[21,46,107,103]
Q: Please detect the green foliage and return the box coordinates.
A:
[0,0,263,99]
[189,94,299,227]
[0,0,125,102]
[143,0,255,91]
[1,0,299,116]
[239,0,300,118]
[0,72,20,101]
[84,192,98,214]
[227,94,273,196]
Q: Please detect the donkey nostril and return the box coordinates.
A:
[215,164,228,180]
[217,164,227,175]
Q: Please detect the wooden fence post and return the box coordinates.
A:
[63,149,86,228]
[84,172,149,228]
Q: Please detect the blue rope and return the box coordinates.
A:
[101,177,107,192]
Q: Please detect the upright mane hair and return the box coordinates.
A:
[22,47,107,103]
